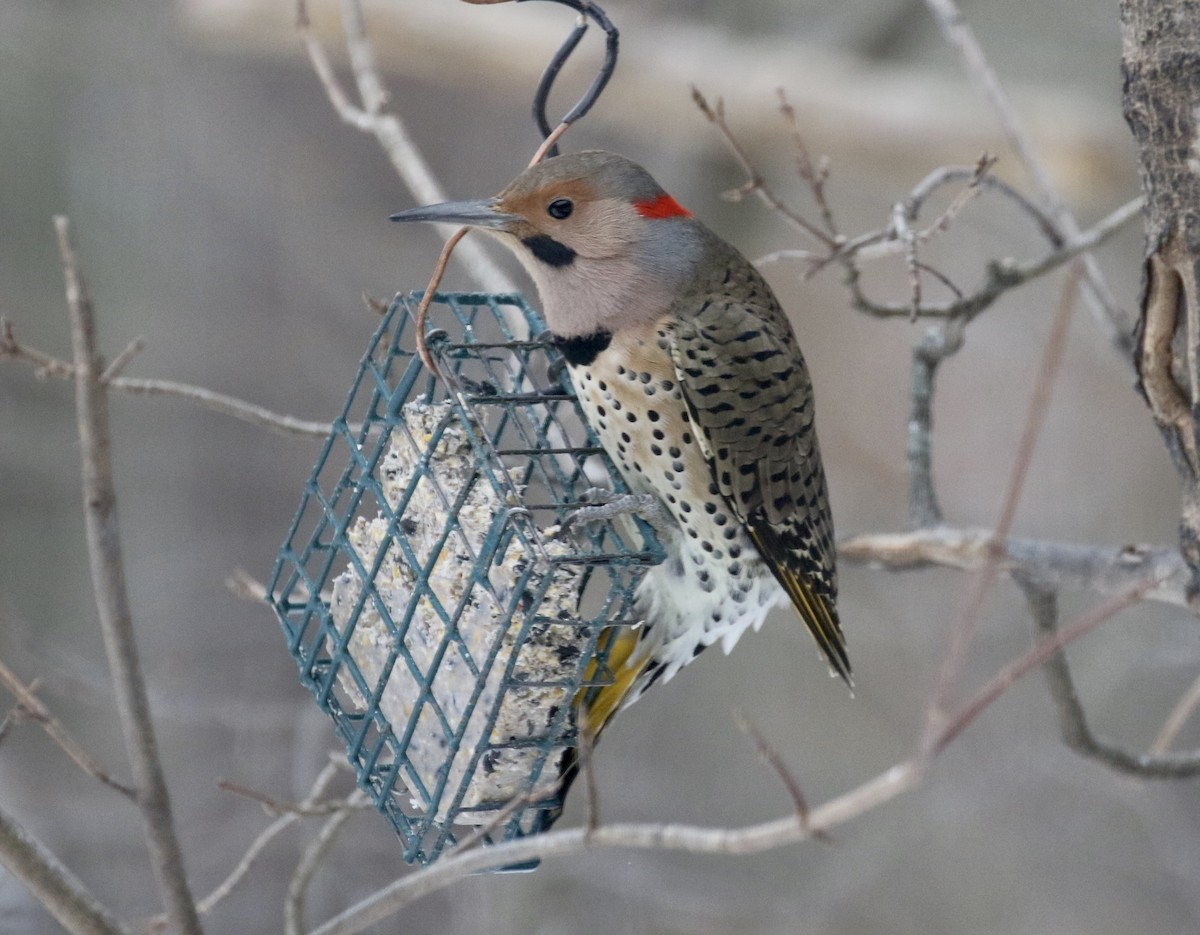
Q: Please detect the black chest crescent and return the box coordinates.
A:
[552,330,613,367]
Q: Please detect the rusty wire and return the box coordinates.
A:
[416,0,621,375]
[523,0,620,157]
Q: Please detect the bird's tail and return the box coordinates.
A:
[746,524,851,686]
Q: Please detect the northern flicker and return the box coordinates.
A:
[391,150,848,812]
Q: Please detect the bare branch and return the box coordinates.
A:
[933,579,1156,754]
[1,322,341,439]
[216,778,365,819]
[0,679,33,746]
[284,791,367,935]
[693,85,839,249]
[920,0,1132,352]
[913,261,965,303]
[905,162,1055,247]
[734,711,829,842]
[848,194,1139,320]
[1,316,74,378]
[906,321,965,527]
[920,262,1081,753]
[0,654,136,799]
[99,336,145,384]
[308,762,922,935]
[56,216,204,935]
[914,154,996,239]
[754,247,824,266]
[307,563,1154,935]
[296,0,516,294]
[714,106,1139,328]
[342,0,584,372]
[839,526,1192,608]
[576,706,600,833]
[225,569,268,603]
[776,88,838,237]
[0,803,126,935]
[143,763,351,934]
[1151,669,1200,754]
[1017,580,1200,777]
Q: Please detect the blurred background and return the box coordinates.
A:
[2,0,1198,932]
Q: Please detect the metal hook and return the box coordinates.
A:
[519,0,620,158]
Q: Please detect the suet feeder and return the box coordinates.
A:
[267,293,661,866]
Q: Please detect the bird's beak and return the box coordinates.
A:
[389,198,519,230]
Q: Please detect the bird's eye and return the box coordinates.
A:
[546,198,574,220]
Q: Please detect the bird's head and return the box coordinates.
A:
[390,151,706,337]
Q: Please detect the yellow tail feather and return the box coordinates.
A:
[747,526,851,685]
[577,625,647,733]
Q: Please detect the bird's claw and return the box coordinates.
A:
[559,488,675,540]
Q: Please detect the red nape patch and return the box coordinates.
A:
[634,193,692,219]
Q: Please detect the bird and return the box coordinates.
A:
[391,150,849,820]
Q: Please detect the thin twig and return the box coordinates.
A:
[296,0,515,294]
[693,86,838,249]
[743,144,1139,326]
[447,780,564,858]
[776,88,838,237]
[914,261,964,302]
[406,35,577,375]
[0,655,136,799]
[216,779,364,819]
[913,154,996,235]
[920,261,1082,754]
[754,247,824,266]
[0,803,126,935]
[1,323,340,439]
[1016,579,1200,777]
[1,316,74,378]
[576,707,599,832]
[994,265,1082,539]
[734,711,829,842]
[705,102,1136,331]
[143,762,349,934]
[0,679,34,747]
[285,791,368,935]
[225,569,268,603]
[1151,669,1200,754]
[845,183,1126,317]
[932,579,1157,754]
[921,0,1132,352]
[891,199,922,318]
[100,336,145,383]
[887,159,996,320]
[56,216,204,935]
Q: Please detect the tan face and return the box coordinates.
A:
[494,178,642,261]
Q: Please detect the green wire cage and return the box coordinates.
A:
[267,292,662,866]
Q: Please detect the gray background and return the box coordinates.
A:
[2,1,1197,933]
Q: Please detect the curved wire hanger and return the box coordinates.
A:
[519,0,620,158]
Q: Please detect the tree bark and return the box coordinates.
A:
[1122,0,1200,603]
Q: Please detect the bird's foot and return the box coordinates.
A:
[560,487,676,540]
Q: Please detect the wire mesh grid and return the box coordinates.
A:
[267,292,661,866]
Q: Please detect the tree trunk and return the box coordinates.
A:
[1121,0,1200,604]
